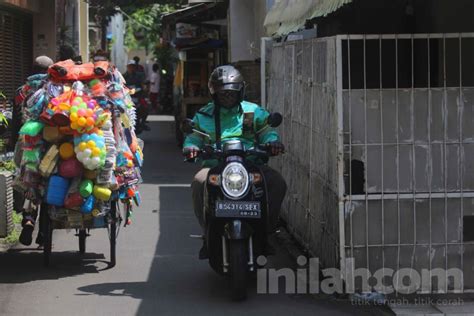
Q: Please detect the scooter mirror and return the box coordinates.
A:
[268,112,283,127]
[181,119,195,134]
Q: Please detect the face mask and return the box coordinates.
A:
[215,90,240,109]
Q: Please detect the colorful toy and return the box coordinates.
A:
[59,142,75,160]
[81,195,96,214]
[79,179,94,197]
[74,133,106,170]
[46,176,70,206]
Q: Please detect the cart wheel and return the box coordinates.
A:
[43,212,52,267]
[78,229,87,254]
[109,201,117,268]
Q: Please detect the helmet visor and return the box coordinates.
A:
[212,83,243,94]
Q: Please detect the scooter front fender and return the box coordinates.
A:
[224,220,253,240]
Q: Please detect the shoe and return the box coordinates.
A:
[199,242,209,260]
[19,223,34,246]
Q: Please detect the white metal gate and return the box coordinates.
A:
[267,33,474,293]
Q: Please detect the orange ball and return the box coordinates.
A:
[86,109,94,117]
[86,117,95,127]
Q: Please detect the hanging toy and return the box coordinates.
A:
[69,98,98,133]
[74,133,106,170]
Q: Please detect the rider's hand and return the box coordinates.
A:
[183,147,200,160]
[266,142,285,156]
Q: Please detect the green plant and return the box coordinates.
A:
[124,4,178,54]
[2,228,19,245]
[12,212,22,225]
[0,159,16,172]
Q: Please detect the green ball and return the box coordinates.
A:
[71,106,79,113]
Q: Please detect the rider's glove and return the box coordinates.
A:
[183,146,200,160]
[266,142,285,156]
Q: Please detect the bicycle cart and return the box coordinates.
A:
[41,199,124,267]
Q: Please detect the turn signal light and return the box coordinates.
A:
[251,173,262,184]
[208,174,221,186]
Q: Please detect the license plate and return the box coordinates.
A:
[215,201,261,218]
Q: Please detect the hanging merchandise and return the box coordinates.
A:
[13,58,144,242]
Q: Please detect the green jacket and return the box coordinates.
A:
[183,101,280,167]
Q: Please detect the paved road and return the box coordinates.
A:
[0,117,390,316]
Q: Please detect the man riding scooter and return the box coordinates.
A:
[183,65,287,259]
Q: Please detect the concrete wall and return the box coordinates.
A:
[229,0,269,63]
[78,0,89,62]
[32,0,57,61]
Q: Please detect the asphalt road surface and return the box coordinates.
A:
[0,117,390,316]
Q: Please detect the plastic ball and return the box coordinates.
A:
[77,117,86,127]
[97,130,104,136]
[83,157,91,165]
[83,148,92,157]
[92,147,101,157]
[86,117,95,127]
[92,156,101,165]
[70,112,78,122]
[86,109,94,117]
[70,122,78,130]
[71,106,78,113]
[87,140,96,149]
[79,142,88,151]
[77,109,86,117]
[79,103,87,109]
[59,143,74,160]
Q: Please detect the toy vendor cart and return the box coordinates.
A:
[14,60,144,268]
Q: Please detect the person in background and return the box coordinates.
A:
[14,55,54,246]
[149,63,161,114]
[133,56,145,74]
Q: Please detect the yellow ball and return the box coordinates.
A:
[71,122,78,130]
[92,147,101,157]
[79,142,87,151]
[87,140,96,149]
[70,112,78,122]
[77,117,86,127]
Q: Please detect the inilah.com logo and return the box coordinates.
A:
[256,256,463,295]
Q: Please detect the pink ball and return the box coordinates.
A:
[77,109,86,117]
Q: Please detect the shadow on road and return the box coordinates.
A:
[0,250,106,283]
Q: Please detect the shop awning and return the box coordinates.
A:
[161,3,219,24]
[264,0,352,37]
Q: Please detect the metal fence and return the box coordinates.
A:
[267,33,474,293]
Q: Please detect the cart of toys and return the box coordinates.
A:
[13,60,143,267]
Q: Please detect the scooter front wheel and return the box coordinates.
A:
[228,239,248,301]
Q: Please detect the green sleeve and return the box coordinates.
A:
[255,107,280,144]
[183,115,204,149]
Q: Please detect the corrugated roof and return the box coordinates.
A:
[264,0,352,36]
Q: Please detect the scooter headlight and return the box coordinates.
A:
[221,162,249,199]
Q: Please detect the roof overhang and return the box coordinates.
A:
[161,3,226,25]
[264,0,352,37]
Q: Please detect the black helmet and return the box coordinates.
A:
[208,65,245,100]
